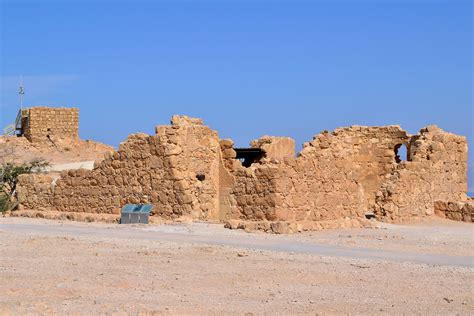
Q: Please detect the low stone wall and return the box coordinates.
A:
[434,199,473,222]
[17,173,58,209]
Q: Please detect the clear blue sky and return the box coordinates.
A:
[1,0,472,191]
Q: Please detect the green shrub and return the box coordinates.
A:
[0,192,10,212]
[0,159,50,212]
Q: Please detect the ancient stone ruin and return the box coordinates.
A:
[18,107,79,143]
[15,107,472,232]
[0,107,112,167]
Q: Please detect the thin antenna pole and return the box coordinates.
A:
[18,75,25,109]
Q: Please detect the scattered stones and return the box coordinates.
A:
[443,297,454,303]
[350,264,371,269]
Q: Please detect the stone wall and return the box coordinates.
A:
[16,174,58,209]
[434,199,473,222]
[18,116,221,220]
[228,165,280,221]
[22,107,79,142]
[16,115,470,231]
[221,137,292,222]
[225,126,408,223]
[281,126,409,219]
[374,126,468,222]
[250,136,295,161]
[217,139,237,221]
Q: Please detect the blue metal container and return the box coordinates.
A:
[120,204,153,224]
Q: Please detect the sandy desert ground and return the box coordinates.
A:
[0,216,473,315]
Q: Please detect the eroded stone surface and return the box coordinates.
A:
[373,126,468,222]
[251,136,295,162]
[15,111,470,232]
[434,199,473,223]
[19,120,221,220]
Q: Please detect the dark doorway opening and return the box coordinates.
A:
[234,148,264,167]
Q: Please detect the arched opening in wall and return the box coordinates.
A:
[394,144,408,163]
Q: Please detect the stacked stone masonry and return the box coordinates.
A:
[17,111,471,232]
[19,115,220,220]
[21,107,79,142]
[434,199,473,223]
[373,126,468,222]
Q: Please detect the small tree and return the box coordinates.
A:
[0,159,50,212]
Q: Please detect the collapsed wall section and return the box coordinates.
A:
[220,137,288,223]
[280,126,409,221]
[225,127,408,222]
[226,125,469,227]
[374,126,468,221]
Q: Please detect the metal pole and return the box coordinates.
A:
[18,75,24,109]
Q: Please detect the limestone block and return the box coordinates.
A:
[251,136,295,161]
[170,115,203,126]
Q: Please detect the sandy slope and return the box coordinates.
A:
[0,135,112,165]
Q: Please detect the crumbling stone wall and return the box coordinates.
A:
[21,107,79,142]
[18,116,221,220]
[16,114,470,230]
[250,136,295,161]
[434,199,473,222]
[226,126,409,223]
[217,139,237,221]
[221,137,290,222]
[374,126,468,221]
[282,126,409,218]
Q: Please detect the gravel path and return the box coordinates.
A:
[0,217,472,314]
[1,218,472,267]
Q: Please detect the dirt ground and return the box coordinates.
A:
[0,217,472,315]
[0,135,112,165]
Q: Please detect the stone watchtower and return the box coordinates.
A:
[18,107,79,142]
